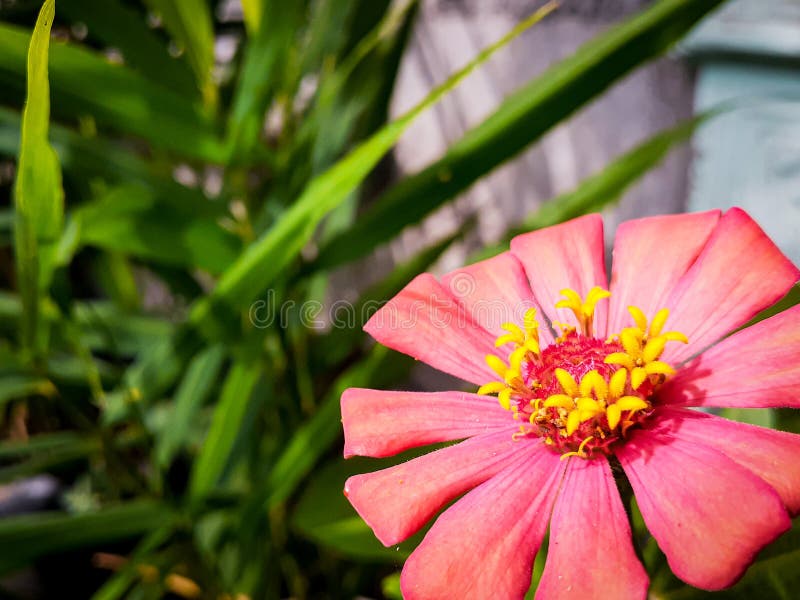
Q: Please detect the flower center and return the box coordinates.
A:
[477,287,688,460]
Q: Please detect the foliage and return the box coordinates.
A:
[2,1,789,599]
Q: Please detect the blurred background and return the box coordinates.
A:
[0,0,798,598]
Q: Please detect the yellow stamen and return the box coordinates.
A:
[605,352,635,370]
[662,331,689,344]
[579,370,607,401]
[608,368,627,399]
[543,394,575,410]
[615,396,649,412]
[561,435,595,460]
[555,368,579,397]
[644,361,675,376]
[606,404,621,430]
[649,308,670,337]
[620,328,643,357]
[486,355,508,379]
[566,409,581,435]
[495,333,521,347]
[477,382,506,395]
[627,305,648,332]
[498,388,512,410]
[631,367,648,390]
[556,286,611,336]
[642,337,667,363]
[523,308,539,335]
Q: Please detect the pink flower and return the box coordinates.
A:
[341,209,800,600]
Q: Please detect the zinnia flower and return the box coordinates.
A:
[341,208,800,599]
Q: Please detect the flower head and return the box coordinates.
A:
[341,209,800,599]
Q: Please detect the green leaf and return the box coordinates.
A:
[311,0,728,271]
[13,0,63,358]
[90,526,174,600]
[0,373,55,407]
[191,2,557,338]
[470,114,711,261]
[0,23,223,162]
[718,407,775,428]
[56,0,197,97]
[382,573,403,600]
[225,2,305,161]
[71,184,240,274]
[189,360,261,498]
[240,0,263,36]
[0,431,97,461]
[0,501,173,575]
[0,107,215,212]
[143,0,217,106]
[155,345,226,470]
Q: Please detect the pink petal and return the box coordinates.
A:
[617,424,790,590]
[659,208,799,364]
[655,407,800,515]
[607,210,720,334]
[341,387,513,458]
[363,273,500,385]
[441,252,554,345]
[510,214,608,336]
[344,427,521,546]
[400,441,565,600]
[536,457,648,600]
[658,304,800,408]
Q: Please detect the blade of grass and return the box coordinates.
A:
[143,0,217,107]
[0,501,174,575]
[189,360,261,498]
[0,23,223,162]
[57,0,197,97]
[225,2,305,161]
[90,526,174,600]
[311,0,727,271]
[71,184,240,274]
[155,345,226,470]
[191,2,558,339]
[471,114,712,261]
[13,0,63,360]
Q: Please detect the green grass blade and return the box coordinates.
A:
[13,0,63,359]
[0,501,173,575]
[225,2,305,161]
[90,526,174,600]
[311,0,727,271]
[0,24,223,162]
[155,345,226,470]
[143,0,217,107]
[57,0,197,97]
[189,360,261,498]
[71,184,240,274]
[471,114,711,261]
[191,2,557,336]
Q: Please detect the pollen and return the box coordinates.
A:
[478,288,688,459]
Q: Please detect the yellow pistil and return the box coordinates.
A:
[561,435,595,460]
[555,286,611,337]
[478,308,542,410]
[605,307,688,389]
[540,368,646,437]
